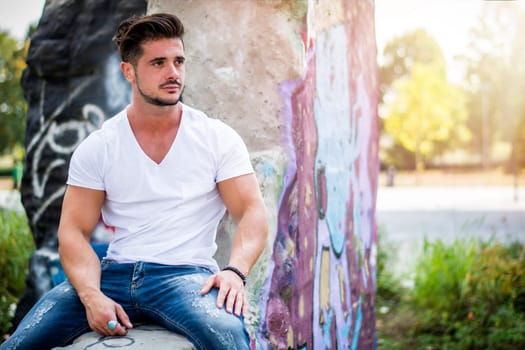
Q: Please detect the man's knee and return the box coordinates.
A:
[197,313,249,350]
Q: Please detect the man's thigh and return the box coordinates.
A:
[136,264,249,350]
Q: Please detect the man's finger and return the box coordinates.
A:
[233,291,244,316]
[107,320,120,333]
[225,289,237,313]
[216,284,229,309]
[104,317,124,336]
[93,325,105,336]
[200,275,216,295]
[116,304,133,329]
[114,322,128,336]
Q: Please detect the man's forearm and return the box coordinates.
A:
[227,204,268,276]
[58,231,103,304]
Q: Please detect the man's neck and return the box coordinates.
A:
[127,102,183,132]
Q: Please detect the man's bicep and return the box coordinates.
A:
[59,185,105,239]
[217,174,263,221]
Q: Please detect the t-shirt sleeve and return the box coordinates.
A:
[67,131,106,190]
[215,122,254,182]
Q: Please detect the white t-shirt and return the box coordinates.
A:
[67,103,254,271]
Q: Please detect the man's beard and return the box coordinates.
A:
[136,77,183,106]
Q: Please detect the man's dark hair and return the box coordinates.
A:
[113,13,185,65]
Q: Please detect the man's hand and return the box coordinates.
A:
[81,290,133,336]
[200,270,248,317]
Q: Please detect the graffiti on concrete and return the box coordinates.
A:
[259,1,378,348]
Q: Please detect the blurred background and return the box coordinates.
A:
[374,1,525,348]
[375,0,525,267]
[0,0,524,348]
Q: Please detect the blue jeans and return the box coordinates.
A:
[1,261,250,350]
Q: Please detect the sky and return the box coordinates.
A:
[375,0,524,83]
[375,0,482,61]
[0,0,46,40]
[375,0,487,84]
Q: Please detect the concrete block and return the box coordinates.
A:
[52,324,196,350]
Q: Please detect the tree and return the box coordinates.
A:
[380,28,446,100]
[0,30,27,157]
[382,63,470,171]
[379,29,447,169]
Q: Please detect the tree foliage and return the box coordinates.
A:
[0,209,34,336]
[382,63,470,170]
[380,29,446,100]
[379,29,449,169]
[0,30,28,157]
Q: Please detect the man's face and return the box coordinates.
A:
[126,38,186,106]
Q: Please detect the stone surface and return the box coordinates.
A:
[52,325,196,350]
[148,0,306,153]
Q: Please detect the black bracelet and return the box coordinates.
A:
[222,265,247,286]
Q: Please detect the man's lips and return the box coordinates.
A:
[160,80,181,90]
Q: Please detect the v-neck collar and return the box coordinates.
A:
[124,105,184,166]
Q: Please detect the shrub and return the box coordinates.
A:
[410,239,525,349]
[458,242,525,349]
[377,237,525,349]
[412,238,477,334]
[464,243,525,314]
[0,209,34,336]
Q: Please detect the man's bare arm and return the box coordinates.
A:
[58,185,132,335]
[200,173,268,316]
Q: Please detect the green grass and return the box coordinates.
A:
[377,231,525,349]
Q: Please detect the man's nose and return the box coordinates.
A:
[166,63,181,79]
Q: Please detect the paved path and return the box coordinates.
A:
[376,185,525,275]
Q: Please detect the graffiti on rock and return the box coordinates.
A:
[27,88,105,228]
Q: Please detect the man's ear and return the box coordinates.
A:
[120,61,135,83]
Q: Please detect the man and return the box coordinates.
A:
[2,13,267,350]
